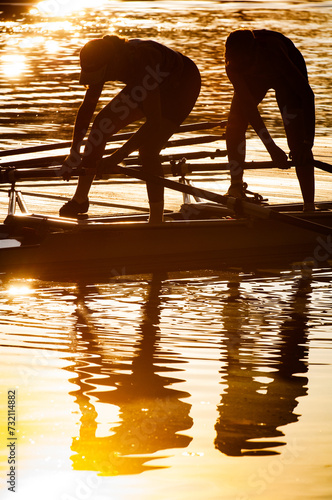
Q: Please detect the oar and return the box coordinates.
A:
[0,134,224,170]
[0,159,283,183]
[164,157,332,173]
[314,159,332,174]
[4,157,332,182]
[163,159,292,174]
[0,120,227,158]
[165,158,332,174]
[102,164,332,236]
[125,149,228,166]
[163,158,331,174]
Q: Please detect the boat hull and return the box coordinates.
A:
[1,211,332,279]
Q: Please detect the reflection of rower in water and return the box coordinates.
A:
[66,275,192,475]
[214,276,310,456]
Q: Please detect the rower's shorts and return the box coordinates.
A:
[156,55,201,125]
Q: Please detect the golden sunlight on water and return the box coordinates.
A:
[0,0,332,146]
[0,271,332,499]
[35,0,107,16]
[0,2,331,499]
[0,55,26,78]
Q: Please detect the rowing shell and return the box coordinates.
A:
[0,120,331,278]
[1,203,332,279]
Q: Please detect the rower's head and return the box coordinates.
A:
[79,35,126,86]
[225,29,257,72]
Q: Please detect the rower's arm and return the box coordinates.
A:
[227,67,273,146]
[226,66,287,165]
[70,84,103,154]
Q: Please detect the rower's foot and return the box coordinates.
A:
[148,201,164,224]
[225,182,267,205]
[303,202,315,212]
[226,182,247,199]
[59,198,89,217]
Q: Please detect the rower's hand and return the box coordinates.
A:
[60,162,73,181]
[60,152,81,181]
[95,157,123,180]
[268,143,289,169]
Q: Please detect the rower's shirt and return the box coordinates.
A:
[120,39,185,89]
[229,30,309,99]
[252,29,308,78]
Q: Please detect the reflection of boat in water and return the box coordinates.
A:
[214,276,310,456]
[66,275,192,475]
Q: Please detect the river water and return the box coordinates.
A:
[0,1,332,499]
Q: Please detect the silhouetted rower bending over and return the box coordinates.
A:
[225,29,315,211]
[60,35,201,223]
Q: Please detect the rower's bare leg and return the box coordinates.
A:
[140,153,165,224]
[140,118,178,224]
[295,163,315,211]
[71,173,95,204]
[226,95,248,197]
[72,93,144,204]
[278,102,315,211]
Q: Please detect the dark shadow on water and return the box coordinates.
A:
[214,276,310,456]
[0,2,35,17]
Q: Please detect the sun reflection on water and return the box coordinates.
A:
[1,54,26,78]
[36,0,107,17]
[19,36,44,49]
[44,39,60,53]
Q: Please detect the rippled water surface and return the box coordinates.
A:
[0,270,332,499]
[0,1,332,499]
[0,0,332,148]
